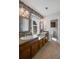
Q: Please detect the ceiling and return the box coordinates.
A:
[20,0,60,17]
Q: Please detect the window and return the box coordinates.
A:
[33,21,37,34]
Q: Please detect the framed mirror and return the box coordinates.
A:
[19,1,31,37]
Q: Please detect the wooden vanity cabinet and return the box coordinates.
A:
[19,37,48,59]
[19,43,31,59]
[19,38,39,59]
[30,39,39,57]
[38,37,48,49]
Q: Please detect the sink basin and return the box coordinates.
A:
[20,35,38,40]
[38,35,45,40]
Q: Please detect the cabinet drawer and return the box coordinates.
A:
[20,44,29,51]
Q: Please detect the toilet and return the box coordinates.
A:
[52,37,57,41]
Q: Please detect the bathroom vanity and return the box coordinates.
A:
[19,33,48,59]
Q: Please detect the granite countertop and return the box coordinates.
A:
[19,39,31,45]
[19,32,47,45]
[19,35,38,45]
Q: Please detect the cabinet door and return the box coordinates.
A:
[39,39,43,49]
[20,48,30,59]
[19,45,31,59]
[31,41,39,57]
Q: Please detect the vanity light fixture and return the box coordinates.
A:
[19,7,29,18]
[19,7,24,16]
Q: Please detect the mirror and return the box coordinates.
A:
[19,1,31,37]
[19,18,29,32]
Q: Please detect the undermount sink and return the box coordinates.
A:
[20,35,38,40]
[38,35,45,40]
